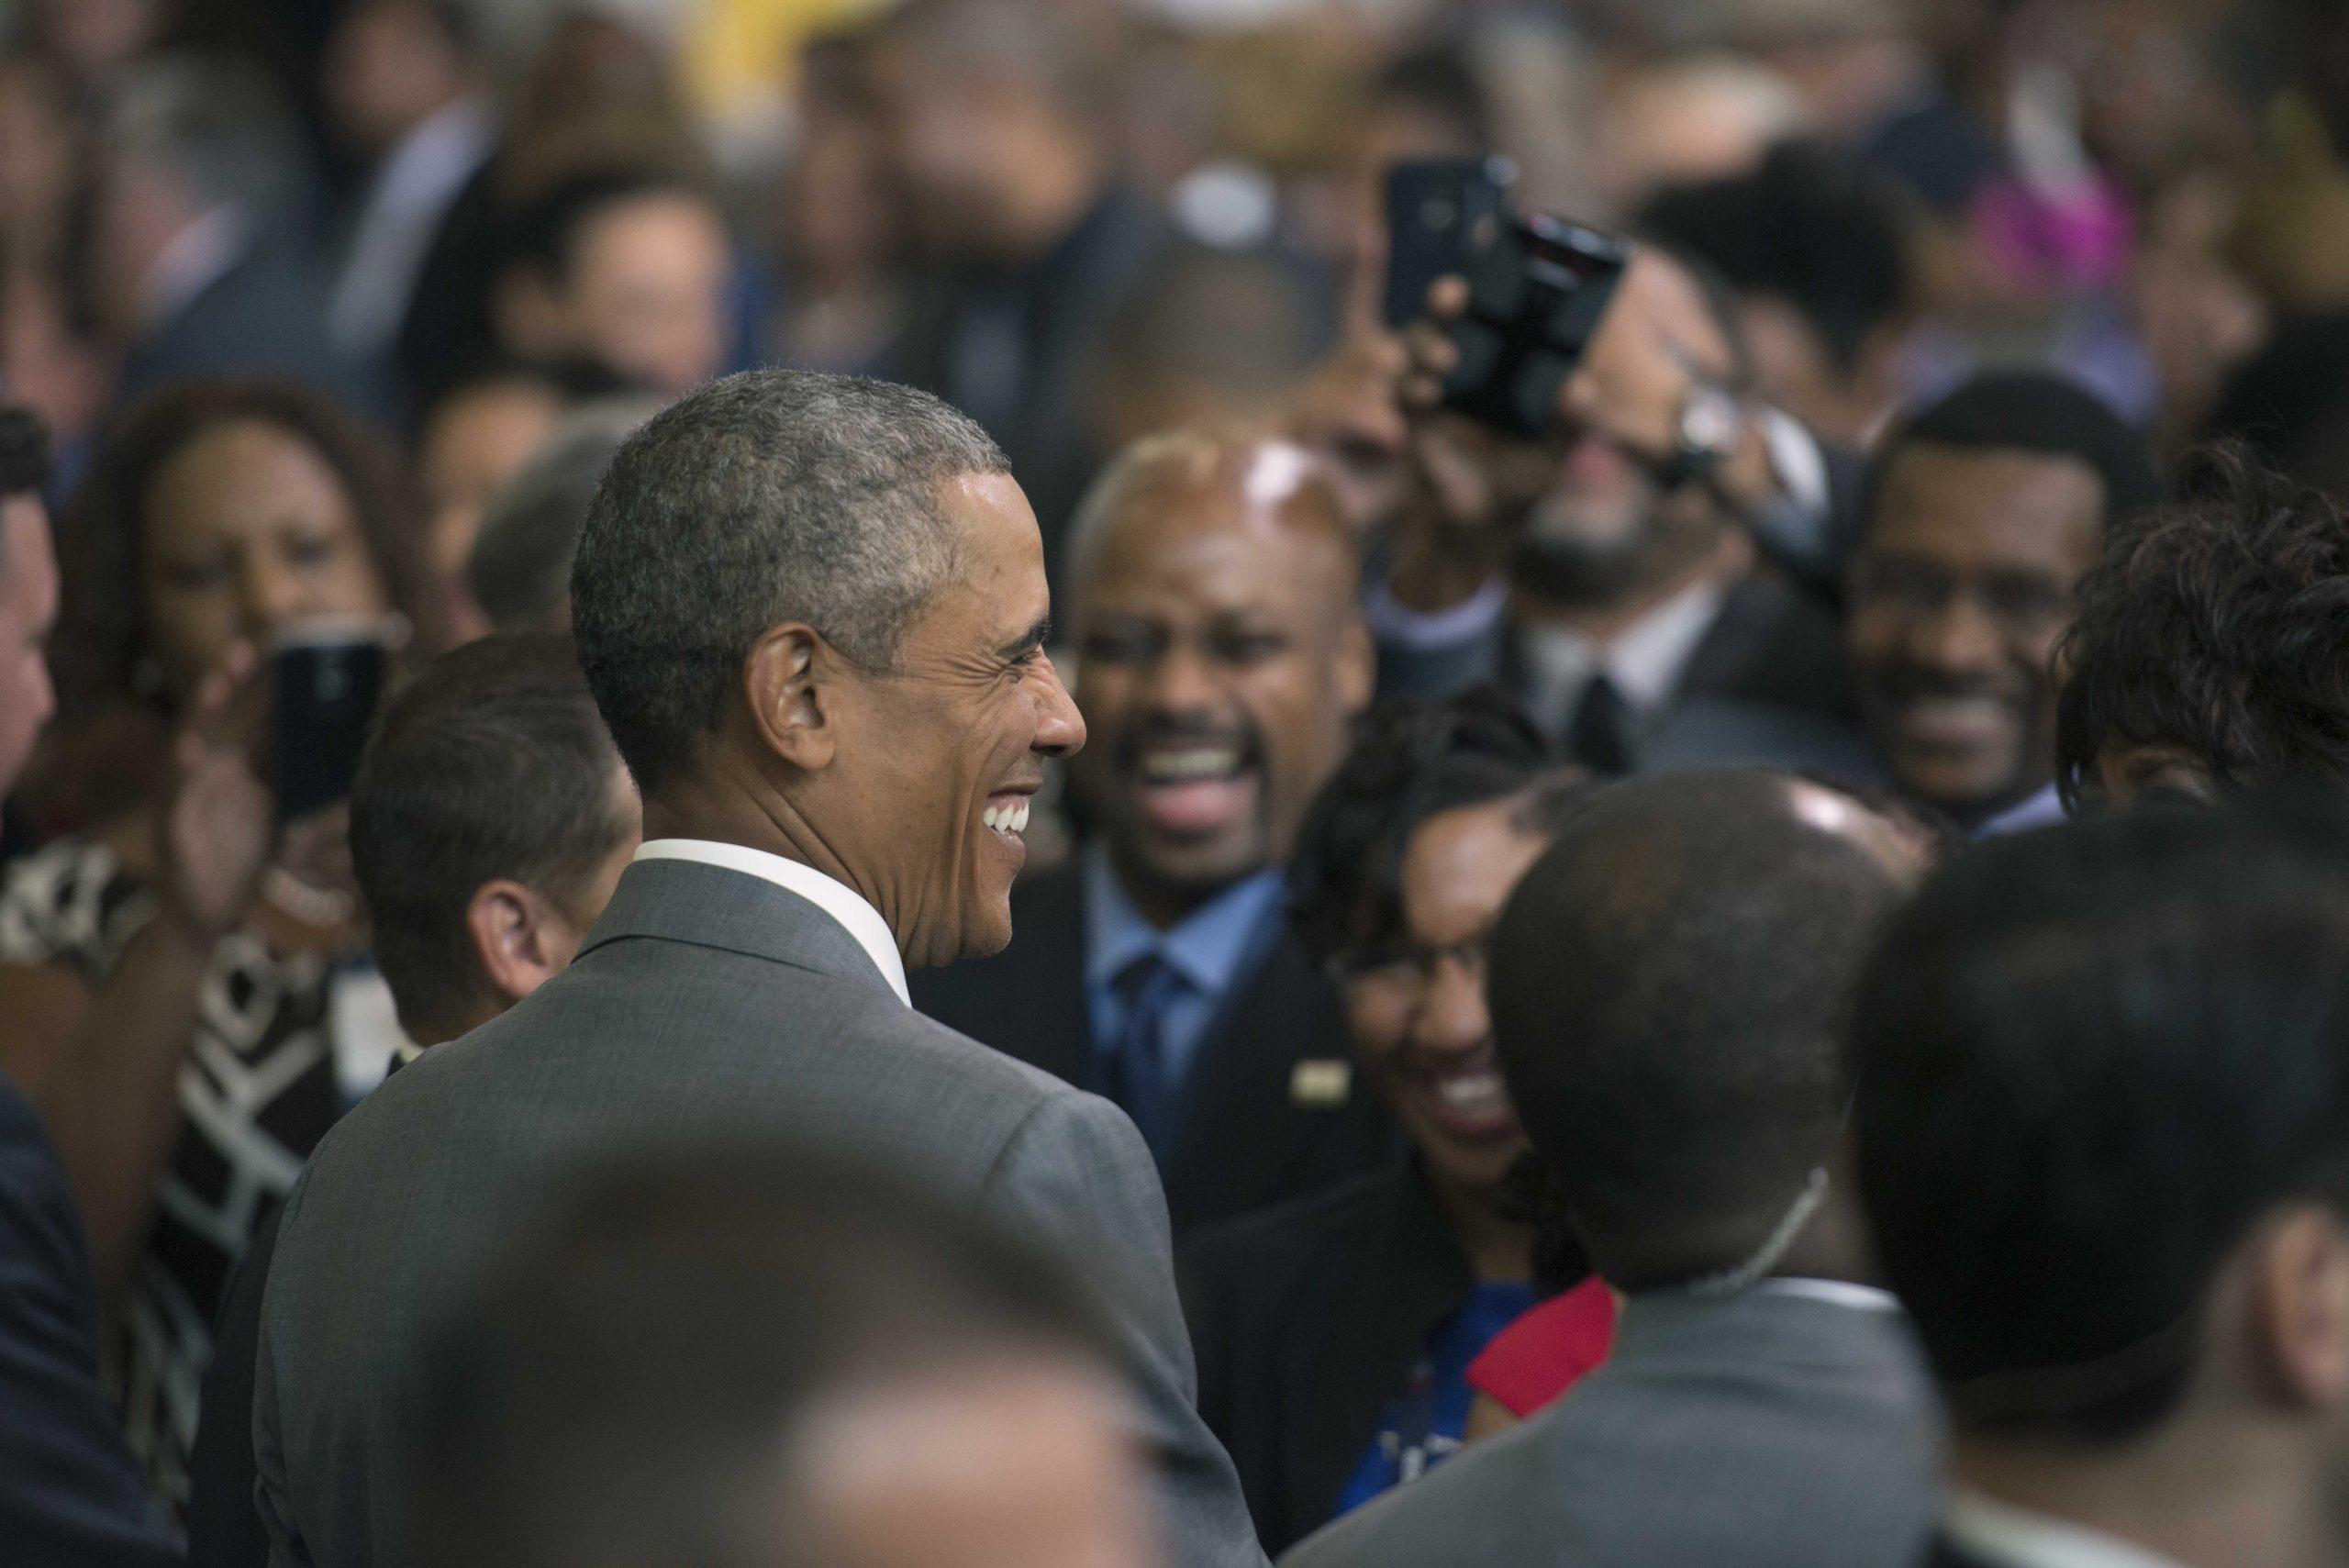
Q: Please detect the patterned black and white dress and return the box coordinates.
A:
[0,838,362,1511]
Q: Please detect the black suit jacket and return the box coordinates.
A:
[116,230,380,418]
[1920,1532,2000,1568]
[909,861,1394,1236]
[1178,1162,1473,1553]
[0,1075,181,1567]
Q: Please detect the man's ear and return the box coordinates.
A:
[2243,1204,2349,1412]
[465,879,569,1006]
[1336,617,1376,717]
[743,623,840,773]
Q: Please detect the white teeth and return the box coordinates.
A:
[984,800,1030,836]
[1139,747,1242,783]
[1436,1072,1507,1110]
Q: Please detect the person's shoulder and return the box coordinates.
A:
[1182,1166,1403,1272]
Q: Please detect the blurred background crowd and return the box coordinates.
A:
[7,0,2349,1565]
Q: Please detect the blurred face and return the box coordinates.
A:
[815,473,1084,967]
[1341,801,1547,1198]
[0,495,60,794]
[558,195,730,395]
[418,380,562,622]
[2088,740,2219,809]
[1849,444,2103,819]
[140,420,393,705]
[787,1359,1154,1568]
[324,0,468,157]
[1073,476,1372,921]
[871,47,1063,261]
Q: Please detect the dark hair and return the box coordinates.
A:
[2199,312,2349,498]
[350,634,633,1041]
[0,406,52,501]
[1369,43,1494,152]
[2056,446,2349,806]
[1638,139,1913,373]
[1863,370,2162,539]
[419,355,644,431]
[51,378,450,717]
[407,1140,1116,1568]
[570,370,1008,794]
[1287,687,1585,967]
[1849,797,2349,1442]
[499,166,716,287]
[1486,768,1909,1287]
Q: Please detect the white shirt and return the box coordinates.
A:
[140,206,247,331]
[328,96,495,357]
[1944,1491,2189,1568]
[633,839,909,1006]
[1518,574,1730,734]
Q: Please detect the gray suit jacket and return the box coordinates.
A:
[1279,1287,1939,1568]
[252,857,1267,1568]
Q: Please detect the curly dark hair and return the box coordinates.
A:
[51,378,451,717]
[2054,444,2349,807]
[1287,686,1590,968]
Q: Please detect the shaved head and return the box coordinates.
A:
[1487,769,1915,1288]
[1068,428,1358,606]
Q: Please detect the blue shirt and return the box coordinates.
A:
[1334,1280,1540,1518]
[1083,848,1288,1107]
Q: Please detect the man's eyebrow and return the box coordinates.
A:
[996,616,1052,659]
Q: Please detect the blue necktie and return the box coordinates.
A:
[1108,951,1189,1161]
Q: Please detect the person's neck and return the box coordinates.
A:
[1767,1187,1876,1287]
[1954,1425,2335,1568]
[1510,527,1748,646]
[1103,842,1258,933]
[1425,1162,1533,1284]
[644,762,894,947]
[996,142,1108,268]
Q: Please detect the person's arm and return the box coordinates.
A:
[981,1090,1271,1568]
[24,661,273,1295]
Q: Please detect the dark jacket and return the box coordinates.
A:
[116,231,378,417]
[910,860,1395,1236]
[1178,1162,1472,1553]
[0,1075,182,1567]
[1920,1535,2000,1568]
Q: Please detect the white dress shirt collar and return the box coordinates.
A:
[1519,573,1729,728]
[1944,1490,2190,1568]
[633,839,909,1006]
[140,206,247,331]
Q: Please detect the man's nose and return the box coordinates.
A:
[1032,653,1085,759]
[239,558,306,638]
[1135,641,1222,717]
[1904,592,2004,677]
[1410,958,1488,1055]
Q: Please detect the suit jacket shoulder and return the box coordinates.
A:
[256,859,1265,1568]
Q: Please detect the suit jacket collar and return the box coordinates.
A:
[1609,1281,1918,1379]
[580,856,903,1003]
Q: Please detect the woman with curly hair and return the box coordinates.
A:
[0,377,450,1508]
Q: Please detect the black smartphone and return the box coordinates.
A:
[1381,159,1632,436]
[270,621,392,823]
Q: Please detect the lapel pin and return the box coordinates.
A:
[1290,1058,1352,1107]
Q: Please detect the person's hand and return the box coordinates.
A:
[1286,326,1413,536]
[154,645,273,948]
[1398,250,1731,462]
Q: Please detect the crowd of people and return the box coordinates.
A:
[3,0,2349,1565]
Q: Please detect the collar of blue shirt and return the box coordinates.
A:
[1082,844,1289,1001]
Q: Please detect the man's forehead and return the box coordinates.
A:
[1871,443,2104,565]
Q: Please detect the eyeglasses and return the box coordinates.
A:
[1330,933,1489,995]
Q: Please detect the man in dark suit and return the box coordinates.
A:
[252,372,1266,1568]
[95,57,375,416]
[0,410,180,1565]
[1853,801,2349,1568]
[1369,247,1869,778]
[1182,695,1591,1551]
[1282,770,1939,1568]
[913,431,1391,1235]
[868,0,1168,575]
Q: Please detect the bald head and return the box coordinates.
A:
[1069,430,1374,924]
[1487,769,1914,1289]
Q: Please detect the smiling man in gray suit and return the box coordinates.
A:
[250,370,1267,1568]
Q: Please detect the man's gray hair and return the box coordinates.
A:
[107,53,306,217]
[570,370,1008,794]
[470,395,670,633]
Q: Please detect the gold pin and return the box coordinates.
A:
[1291,1058,1352,1107]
